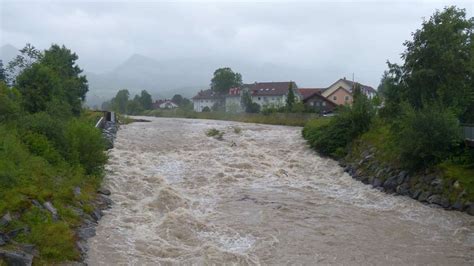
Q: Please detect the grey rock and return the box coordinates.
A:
[0,212,12,227]
[383,176,398,193]
[411,190,422,200]
[466,203,474,216]
[427,195,442,205]
[98,195,114,209]
[77,226,96,239]
[375,187,385,192]
[19,244,37,256]
[418,191,432,202]
[396,184,410,196]
[0,250,33,266]
[397,171,408,185]
[43,201,59,220]
[77,240,88,256]
[91,209,102,222]
[373,178,383,188]
[0,232,8,246]
[97,188,111,196]
[31,200,43,209]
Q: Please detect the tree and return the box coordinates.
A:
[286,82,295,111]
[385,6,474,121]
[139,90,153,110]
[127,96,144,115]
[211,67,242,94]
[241,90,260,113]
[172,94,184,106]
[40,44,88,115]
[0,60,6,82]
[112,89,130,114]
[7,43,42,85]
[16,63,61,113]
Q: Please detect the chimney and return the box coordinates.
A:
[343,77,346,80]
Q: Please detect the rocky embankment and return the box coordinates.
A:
[342,146,474,216]
[0,121,118,265]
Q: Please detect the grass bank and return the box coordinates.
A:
[142,109,324,127]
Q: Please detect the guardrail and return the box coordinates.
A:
[94,111,116,129]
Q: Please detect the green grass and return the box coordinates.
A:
[142,109,322,127]
[0,111,106,264]
[439,162,474,202]
[206,128,224,140]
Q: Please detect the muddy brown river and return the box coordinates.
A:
[87,117,474,265]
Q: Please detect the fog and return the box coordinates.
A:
[1,0,472,105]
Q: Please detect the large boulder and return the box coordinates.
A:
[383,176,398,193]
[373,178,383,188]
[0,212,12,227]
[43,202,58,220]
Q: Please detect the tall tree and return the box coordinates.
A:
[211,67,243,94]
[286,82,296,110]
[172,94,184,106]
[7,44,42,85]
[112,89,130,114]
[386,6,474,121]
[139,90,153,110]
[40,44,88,115]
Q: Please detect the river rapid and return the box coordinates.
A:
[87,117,474,265]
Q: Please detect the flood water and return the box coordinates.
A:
[88,117,474,265]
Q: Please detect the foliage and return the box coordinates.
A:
[0,82,21,122]
[111,89,130,114]
[206,128,224,140]
[241,90,260,113]
[286,83,296,110]
[7,44,42,84]
[138,90,153,110]
[302,92,375,158]
[0,60,6,82]
[211,67,242,94]
[393,104,462,170]
[384,6,474,122]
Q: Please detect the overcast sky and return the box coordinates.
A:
[1,0,473,88]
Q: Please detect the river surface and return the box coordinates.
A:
[88,117,474,265]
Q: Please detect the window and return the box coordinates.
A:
[322,102,326,106]
[310,102,314,106]
[258,97,261,101]
[316,101,320,106]
[345,95,349,101]
[333,96,337,101]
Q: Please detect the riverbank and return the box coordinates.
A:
[303,119,474,216]
[142,109,324,127]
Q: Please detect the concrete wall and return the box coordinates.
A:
[193,99,216,112]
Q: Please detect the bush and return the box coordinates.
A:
[302,93,375,158]
[394,104,462,170]
[202,106,211,112]
[64,119,107,174]
[206,128,224,140]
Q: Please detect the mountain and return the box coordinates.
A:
[0,44,19,64]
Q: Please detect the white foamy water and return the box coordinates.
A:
[87,117,474,265]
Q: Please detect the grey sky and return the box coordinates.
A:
[1,0,473,89]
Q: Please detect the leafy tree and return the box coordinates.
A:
[211,67,242,94]
[112,89,130,114]
[0,60,7,82]
[0,82,21,122]
[286,83,296,111]
[7,44,42,84]
[385,6,474,121]
[172,94,184,106]
[40,44,88,115]
[127,96,144,115]
[139,90,153,110]
[16,63,61,113]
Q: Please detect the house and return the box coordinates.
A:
[301,90,337,114]
[225,87,243,113]
[298,88,325,100]
[153,99,178,109]
[242,81,300,108]
[192,89,219,112]
[322,77,377,105]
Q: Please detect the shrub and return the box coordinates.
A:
[302,92,375,158]
[206,128,224,140]
[64,119,107,174]
[202,106,211,112]
[393,104,462,170]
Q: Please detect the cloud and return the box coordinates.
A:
[1,0,473,87]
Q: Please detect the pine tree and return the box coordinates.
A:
[286,82,295,111]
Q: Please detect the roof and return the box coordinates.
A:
[303,92,337,107]
[243,81,298,96]
[192,89,220,100]
[326,86,353,98]
[340,79,377,95]
[298,88,325,100]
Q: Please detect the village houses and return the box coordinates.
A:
[192,77,376,113]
